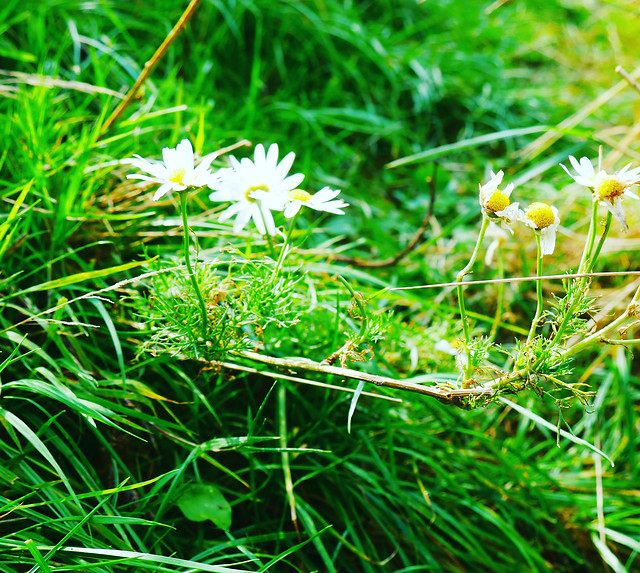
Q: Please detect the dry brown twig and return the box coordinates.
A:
[228,351,495,405]
[100,0,203,135]
[333,164,438,268]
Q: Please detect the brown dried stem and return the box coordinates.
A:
[100,0,203,135]
[228,350,496,405]
[616,65,640,96]
[333,164,437,268]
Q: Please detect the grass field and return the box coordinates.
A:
[1,0,640,571]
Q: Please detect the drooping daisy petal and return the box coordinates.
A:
[602,196,628,232]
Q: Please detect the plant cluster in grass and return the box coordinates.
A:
[1,0,640,572]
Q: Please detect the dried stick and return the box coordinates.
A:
[100,0,203,135]
[333,164,437,268]
[391,270,640,291]
[616,65,640,96]
[229,350,495,405]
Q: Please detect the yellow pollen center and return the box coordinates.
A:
[526,202,555,229]
[594,175,625,200]
[245,184,269,201]
[485,189,510,212]
[169,168,186,185]
[288,188,311,202]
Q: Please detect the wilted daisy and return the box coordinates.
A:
[208,143,304,236]
[280,187,349,218]
[521,202,560,256]
[478,170,521,231]
[561,155,640,231]
[125,139,218,201]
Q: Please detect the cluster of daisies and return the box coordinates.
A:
[478,155,640,257]
[125,139,349,235]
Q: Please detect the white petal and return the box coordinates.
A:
[233,207,253,233]
[601,197,628,231]
[284,201,302,218]
[193,151,218,175]
[254,144,266,166]
[265,143,279,167]
[250,206,267,235]
[162,146,179,171]
[274,151,295,180]
[175,139,194,169]
[218,202,243,222]
[153,183,174,201]
[313,187,340,201]
[539,227,556,256]
[261,206,278,236]
[127,155,168,179]
[281,172,305,191]
[479,170,503,203]
[578,156,595,179]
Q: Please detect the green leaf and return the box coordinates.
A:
[175,483,232,530]
[499,397,614,467]
[385,126,548,169]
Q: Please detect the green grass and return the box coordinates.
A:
[1,0,640,571]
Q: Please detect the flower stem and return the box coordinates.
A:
[578,200,598,274]
[179,191,208,340]
[562,283,640,359]
[273,212,300,281]
[256,203,277,259]
[587,212,612,273]
[525,233,544,345]
[552,201,599,345]
[456,216,490,377]
[488,250,504,343]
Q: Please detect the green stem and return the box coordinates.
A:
[525,233,544,345]
[562,284,640,359]
[488,250,504,344]
[587,212,612,273]
[272,211,300,281]
[257,203,277,259]
[179,191,208,340]
[578,200,598,274]
[552,201,599,345]
[456,216,490,377]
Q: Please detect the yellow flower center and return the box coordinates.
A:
[168,168,186,185]
[485,189,510,212]
[594,175,625,200]
[245,184,269,202]
[526,202,555,229]
[288,188,311,202]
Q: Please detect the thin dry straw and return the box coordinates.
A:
[390,270,640,291]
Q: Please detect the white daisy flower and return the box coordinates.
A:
[561,155,640,231]
[478,170,521,232]
[281,187,349,218]
[521,202,560,256]
[208,143,304,236]
[125,139,218,201]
